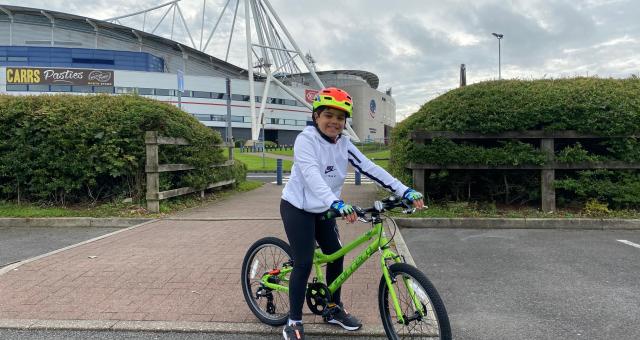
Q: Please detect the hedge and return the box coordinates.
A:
[0,94,246,204]
[390,77,640,208]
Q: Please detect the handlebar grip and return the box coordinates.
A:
[353,205,366,217]
[320,205,364,221]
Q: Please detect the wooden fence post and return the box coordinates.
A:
[540,138,556,213]
[412,133,426,193]
[145,131,160,213]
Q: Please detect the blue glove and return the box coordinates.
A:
[327,200,354,218]
[403,189,423,202]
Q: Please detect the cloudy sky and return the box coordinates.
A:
[4,0,639,120]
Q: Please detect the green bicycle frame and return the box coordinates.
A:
[260,218,426,324]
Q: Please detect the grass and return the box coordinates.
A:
[265,149,294,157]
[235,153,293,172]
[224,149,293,172]
[371,188,640,219]
[228,145,390,171]
[0,181,264,218]
[385,200,640,219]
[364,150,390,170]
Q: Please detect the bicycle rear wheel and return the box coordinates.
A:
[378,263,452,340]
[241,237,292,326]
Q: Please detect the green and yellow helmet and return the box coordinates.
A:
[312,87,353,117]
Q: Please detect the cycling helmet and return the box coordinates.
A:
[312,87,353,118]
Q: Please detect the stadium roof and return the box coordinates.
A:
[292,70,380,89]
[0,5,381,88]
[0,4,248,77]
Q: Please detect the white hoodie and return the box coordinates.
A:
[281,126,409,213]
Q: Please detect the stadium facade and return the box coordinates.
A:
[0,4,397,145]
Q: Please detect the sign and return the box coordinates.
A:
[5,67,113,86]
[304,89,319,104]
[177,69,184,92]
[369,99,377,119]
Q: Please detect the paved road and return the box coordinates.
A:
[402,228,640,340]
[0,226,121,268]
[247,172,278,183]
[0,329,386,340]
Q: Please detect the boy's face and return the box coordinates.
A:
[315,108,347,139]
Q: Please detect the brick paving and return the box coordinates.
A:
[0,183,392,332]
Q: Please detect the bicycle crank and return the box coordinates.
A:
[305,282,331,315]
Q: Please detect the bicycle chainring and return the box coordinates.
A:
[305,282,332,315]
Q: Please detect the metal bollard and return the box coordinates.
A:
[355,171,361,185]
[277,159,283,185]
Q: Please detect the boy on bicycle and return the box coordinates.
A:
[280,87,424,340]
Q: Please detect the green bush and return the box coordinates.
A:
[584,198,611,216]
[391,77,640,207]
[0,94,246,204]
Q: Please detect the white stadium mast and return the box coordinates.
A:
[105,0,360,142]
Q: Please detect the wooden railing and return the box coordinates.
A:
[145,131,235,213]
[408,130,640,212]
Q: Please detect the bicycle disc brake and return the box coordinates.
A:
[305,282,332,315]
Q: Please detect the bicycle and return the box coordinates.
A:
[241,195,452,339]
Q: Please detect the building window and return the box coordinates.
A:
[155,88,175,96]
[7,56,28,62]
[72,58,115,65]
[6,84,28,91]
[137,88,155,95]
[94,86,114,93]
[180,90,192,97]
[192,91,211,98]
[72,85,93,93]
[211,115,226,122]
[211,92,227,100]
[194,114,211,121]
[28,84,50,92]
[116,87,137,94]
[50,85,72,92]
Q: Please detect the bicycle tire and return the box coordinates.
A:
[241,237,293,326]
[378,263,452,340]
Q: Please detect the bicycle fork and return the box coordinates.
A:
[381,250,426,325]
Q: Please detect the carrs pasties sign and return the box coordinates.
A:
[6,67,114,86]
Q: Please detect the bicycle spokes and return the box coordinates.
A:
[241,238,292,326]
[391,275,440,335]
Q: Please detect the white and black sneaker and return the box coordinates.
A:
[282,322,305,340]
[324,303,362,331]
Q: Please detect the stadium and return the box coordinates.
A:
[0,3,397,145]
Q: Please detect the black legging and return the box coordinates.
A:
[280,199,344,321]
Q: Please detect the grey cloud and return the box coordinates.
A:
[2,0,639,118]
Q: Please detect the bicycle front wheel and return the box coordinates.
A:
[241,237,292,326]
[378,263,452,340]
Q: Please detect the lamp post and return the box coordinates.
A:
[491,32,503,79]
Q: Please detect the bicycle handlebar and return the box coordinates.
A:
[323,195,418,221]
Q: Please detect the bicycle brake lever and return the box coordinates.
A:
[402,207,416,214]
